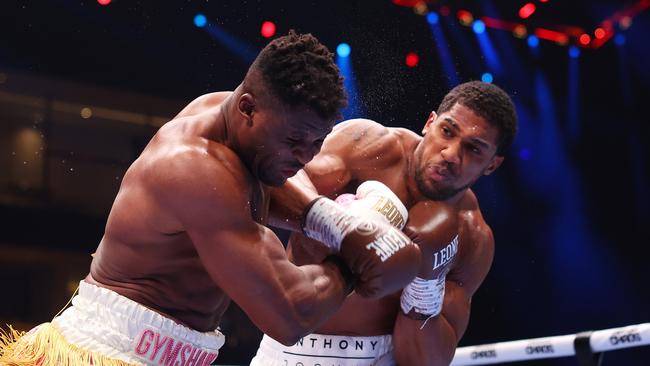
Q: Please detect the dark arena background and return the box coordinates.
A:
[1,1,649,365]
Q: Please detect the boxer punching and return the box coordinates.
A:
[0,31,421,366]
[251,81,518,365]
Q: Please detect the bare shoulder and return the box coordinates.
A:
[449,190,494,293]
[329,118,408,163]
[174,91,233,119]
[142,134,252,224]
[459,190,494,247]
[333,118,396,143]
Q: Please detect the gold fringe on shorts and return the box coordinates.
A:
[0,323,137,366]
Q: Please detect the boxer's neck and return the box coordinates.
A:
[211,86,243,153]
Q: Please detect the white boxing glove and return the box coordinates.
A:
[336,181,407,229]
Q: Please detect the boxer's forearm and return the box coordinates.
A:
[268,170,320,231]
[261,259,352,345]
[392,313,459,365]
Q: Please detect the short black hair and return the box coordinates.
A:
[437,81,517,156]
[251,30,347,121]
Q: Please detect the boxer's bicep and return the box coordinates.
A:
[162,160,347,344]
[439,226,494,341]
[302,152,350,196]
[302,119,385,195]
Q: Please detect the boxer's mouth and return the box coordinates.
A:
[282,164,302,177]
[428,164,452,182]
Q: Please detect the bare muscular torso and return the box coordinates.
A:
[87,92,271,332]
[288,120,490,336]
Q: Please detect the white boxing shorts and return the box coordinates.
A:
[250,333,395,366]
[1,280,225,366]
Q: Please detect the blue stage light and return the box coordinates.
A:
[337,43,351,58]
[568,46,580,58]
[426,12,439,25]
[614,34,625,46]
[527,35,539,47]
[194,14,207,28]
[472,20,486,34]
[481,72,493,83]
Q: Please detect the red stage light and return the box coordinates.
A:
[594,27,606,39]
[391,0,421,6]
[97,0,111,5]
[457,10,473,25]
[579,34,591,45]
[405,52,419,68]
[534,28,568,44]
[620,16,632,30]
[513,25,528,38]
[260,21,276,38]
[519,3,536,19]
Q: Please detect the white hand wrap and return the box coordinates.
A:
[302,181,408,253]
[302,197,357,252]
[400,276,446,318]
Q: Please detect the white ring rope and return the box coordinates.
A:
[450,322,650,365]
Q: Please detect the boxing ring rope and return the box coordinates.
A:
[450,322,650,365]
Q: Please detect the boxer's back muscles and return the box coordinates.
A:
[88,93,351,344]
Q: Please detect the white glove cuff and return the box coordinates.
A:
[302,197,357,252]
[400,276,445,318]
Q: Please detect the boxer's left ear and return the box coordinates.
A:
[422,111,437,135]
[483,155,504,176]
[238,93,255,125]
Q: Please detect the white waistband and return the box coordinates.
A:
[252,333,394,366]
[52,280,225,365]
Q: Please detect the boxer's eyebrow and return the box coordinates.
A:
[470,138,490,149]
[444,117,460,131]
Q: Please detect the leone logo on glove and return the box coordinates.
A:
[365,228,412,262]
[370,198,405,229]
[353,220,379,235]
